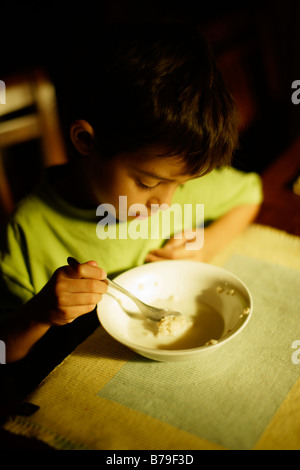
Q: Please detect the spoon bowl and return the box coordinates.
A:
[106,278,182,321]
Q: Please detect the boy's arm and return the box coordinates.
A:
[0,261,107,363]
[145,203,261,263]
[1,301,52,363]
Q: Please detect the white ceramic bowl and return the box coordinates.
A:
[97,260,252,362]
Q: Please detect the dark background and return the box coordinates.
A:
[1,0,300,204]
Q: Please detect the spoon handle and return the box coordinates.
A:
[105,278,149,314]
[67,257,148,314]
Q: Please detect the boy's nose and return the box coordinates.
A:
[146,185,177,209]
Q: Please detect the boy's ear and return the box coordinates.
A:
[70,120,95,156]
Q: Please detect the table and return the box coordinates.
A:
[1,140,300,450]
[1,223,300,451]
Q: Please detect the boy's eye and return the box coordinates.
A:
[136,180,158,190]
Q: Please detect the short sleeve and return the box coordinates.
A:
[203,167,263,220]
[173,167,263,222]
[0,221,35,320]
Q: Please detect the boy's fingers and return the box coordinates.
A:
[146,241,199,262]
[66,264,106,280]
[164,237,185,249]
[66,258,106,280]
[145,229,202,262]
[62,292,105,307]
[145,247,186,261]
[145,253,164,262]
[145,237,185,261]
[63,278,108,294]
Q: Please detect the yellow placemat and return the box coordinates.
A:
[3,225,300,450]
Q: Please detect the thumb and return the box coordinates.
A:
[164,230,198,248]
[67,257,99,267]
[85,260,99,267]
[164,235,185,249]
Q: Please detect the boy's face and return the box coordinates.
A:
[86,148,194,220]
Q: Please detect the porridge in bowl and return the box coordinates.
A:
[127,294,224,350]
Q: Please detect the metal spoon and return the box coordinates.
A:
[67,257,182,322]
[105,277,183,321]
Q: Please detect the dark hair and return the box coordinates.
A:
[56,19,238,175]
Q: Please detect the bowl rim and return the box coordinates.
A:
[98,260,253,357]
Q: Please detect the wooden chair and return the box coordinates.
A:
[0,69,67,223]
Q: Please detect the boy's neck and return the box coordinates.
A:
[47,160,97,210]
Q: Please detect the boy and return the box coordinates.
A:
[0,20,262,363]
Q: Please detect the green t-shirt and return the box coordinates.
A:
[0,166,262,316]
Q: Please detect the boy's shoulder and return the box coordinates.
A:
[9,166,95,230]
[173,166,262,211]
[175,166,258,194]
[9,185,49,228]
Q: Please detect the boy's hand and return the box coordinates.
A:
[35,260,107,326]
[145,204,261,264]
[145,229,206,263]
